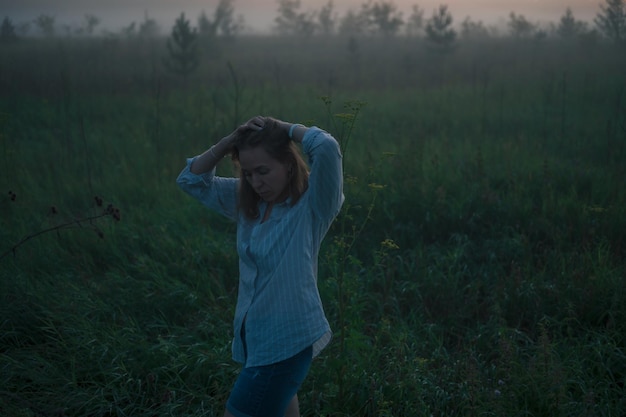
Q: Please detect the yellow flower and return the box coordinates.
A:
[368,183,386,190]
[586,205,607,213]
[381,239,399,250]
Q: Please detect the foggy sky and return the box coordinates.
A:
[0,0,601,33]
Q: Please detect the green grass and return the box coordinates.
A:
[1,34,625,416]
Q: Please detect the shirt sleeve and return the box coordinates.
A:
[176,157,239,221]
[302,127,345,222]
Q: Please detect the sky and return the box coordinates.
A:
[0,0,602,34]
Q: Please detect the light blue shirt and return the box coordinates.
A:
[176,127,344,367]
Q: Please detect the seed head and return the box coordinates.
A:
[104,203,121,221]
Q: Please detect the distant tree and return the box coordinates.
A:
[405,4,424,37]
[17,21,31,37]
[338,9,368,36]
[213,0,244,37]
[578,28,601,48]
[34,14,55,37]
[318,0,337,35]
[121,21,137,37]
[361,1,404,36]
[62,24,73,37]
[163,13,199,80]
[274,0,315,36]
[461,17,490,40]
[198,11,215,37]
[594,0,625,44]
[83,14,100,36]
[557,8,588,39]
[348,36,359,57]
[1,17,18,43]
[533,28,548,43]
[346,36,360,70]
[508,12,535,39]
[425,5,456,50]
[275,0,298,34]
[138,12,160,38]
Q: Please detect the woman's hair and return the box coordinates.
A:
[231,117,309,219]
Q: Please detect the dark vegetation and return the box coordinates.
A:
[1,0,625,415]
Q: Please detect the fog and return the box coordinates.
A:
[1,0,600,34]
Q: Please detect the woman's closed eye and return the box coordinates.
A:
[243,168,270,177]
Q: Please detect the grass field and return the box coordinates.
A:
[1,33,625,416]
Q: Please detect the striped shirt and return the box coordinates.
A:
[176,127,344,367]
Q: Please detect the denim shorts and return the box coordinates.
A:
[226,346,313,417]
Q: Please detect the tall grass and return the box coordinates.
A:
[1,34,625,416]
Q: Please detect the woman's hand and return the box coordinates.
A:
[222,116,266,150]
[190,116,267,174]
[235,116,265,138]
[241,116,266,132]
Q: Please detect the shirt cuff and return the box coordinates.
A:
[177,156,216,186]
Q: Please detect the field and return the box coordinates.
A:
[1,33,625,416]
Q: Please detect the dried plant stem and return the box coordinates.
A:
[0,211,113,260]
[227,61,241,130]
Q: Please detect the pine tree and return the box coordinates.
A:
[275,0,315,36]
[318,0,336,35]
[425,5,456,51]
[213,0,242,37]
[139,12,160,38]
[164,13,199,80]
[362,1,404,37]
[557,8,588,39]
[595,0,625,44]
[34,14,55,37]
[405,5,424,37]
[1,17,18,43]
[508,12,535,39]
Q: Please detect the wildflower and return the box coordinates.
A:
[368,183,386,190]
[333,236,348,249]
[381,238,399,250]
[586,205,606,213]
[345,175,358,185]
[336,112,355,122]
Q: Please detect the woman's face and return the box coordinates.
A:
[239,145,290,203]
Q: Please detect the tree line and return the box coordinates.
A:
[2,0,625,81]
[1,0,625,46]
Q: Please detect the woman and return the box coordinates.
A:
[176,116,344,417]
